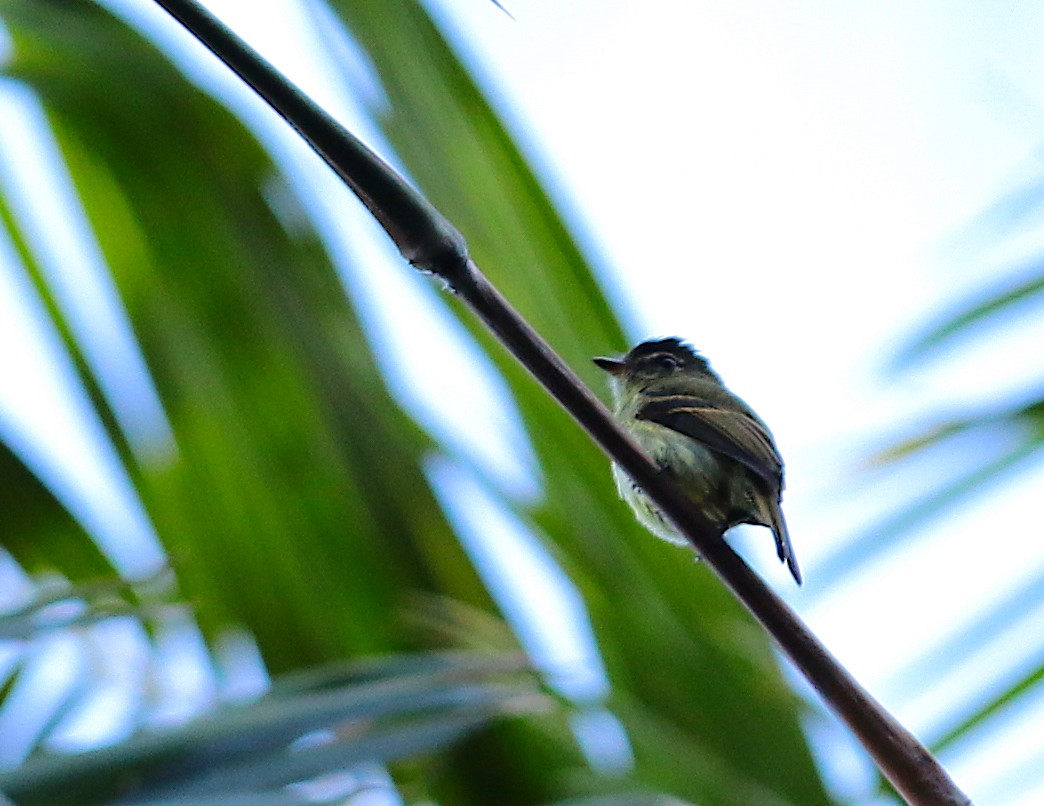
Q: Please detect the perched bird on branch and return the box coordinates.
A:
[595,338,801,584]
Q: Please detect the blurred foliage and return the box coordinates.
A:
[818,152,1044,797]
[0,650,544,805]
[0,441,112,578]
[0,1,833,805]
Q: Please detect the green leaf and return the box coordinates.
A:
[0,575,143,639]
[322,2,832,804]
[817,394,1044,587]
[1,0,491,668]
[0,652,542,805]
[894,266,1044,367]
[930,647,1044,755]
[0,439,112,579]
[0,1,835,804]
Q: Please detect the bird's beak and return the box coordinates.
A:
[593,356,627,376]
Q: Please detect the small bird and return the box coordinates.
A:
[594,338,801,584]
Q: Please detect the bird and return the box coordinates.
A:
[593,338,801,584]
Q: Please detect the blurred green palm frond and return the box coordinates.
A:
[0,1,831,805]
[894,152,1044,372]
[0,441,113,579]
[827,154,1044,798]
[0,649,544,805]
[816,153,1044,583]
[894,267,1044,367]
[813,393,1044,585]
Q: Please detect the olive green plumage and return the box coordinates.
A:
[594,338,801,584]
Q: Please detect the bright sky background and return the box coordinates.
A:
[3,1,1044,803]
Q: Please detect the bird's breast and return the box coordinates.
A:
[626,420,723,481]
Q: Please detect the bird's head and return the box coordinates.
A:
[594,338,717,390]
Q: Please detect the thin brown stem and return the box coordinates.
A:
[152,1,972,802]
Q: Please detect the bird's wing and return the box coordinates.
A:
[636,394,783,492]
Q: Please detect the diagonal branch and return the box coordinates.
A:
[150,2,971,803]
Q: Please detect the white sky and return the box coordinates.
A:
[3,0,1044,803]
[418,5,1044,802]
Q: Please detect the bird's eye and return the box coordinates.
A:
[654,354,680,371]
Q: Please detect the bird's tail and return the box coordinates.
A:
[767,500,802,585]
